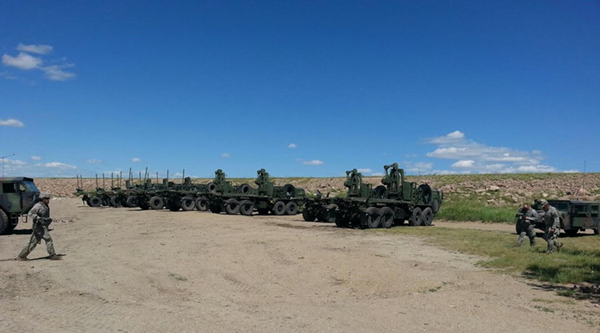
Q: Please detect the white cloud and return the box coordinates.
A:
[451,160,475,168]
[2,52,42,70]
[130,157,142,163]
[0,118,25,127]
[426,130,465,144]
[288,143,297,149]
[17,44,53,55]
[402,161,434,173]
[370,172,384,176]
[426,131,565,173]
[303,160,323,166]
[357,168,372,173]
[41,64,75,81]
[221,153,230,158]
[43,162,76,169]
[4,159,27,166]
[31,156,42,161]
[85,159,103,164]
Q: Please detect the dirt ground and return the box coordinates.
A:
[1,198,599,333]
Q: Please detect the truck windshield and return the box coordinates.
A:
[22,181,39,192]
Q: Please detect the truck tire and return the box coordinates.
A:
[432,199,441,214]
[110,196,122,208]
[207,182,218,194]
[257,208,270,215]
[238,184,252,195]
[379,207,395,228]
[167,201,181,211]
[208,202,222,214]
[180,197,196,211]
[196,198,208,211]
[325,204,338,223]
[565,229,579,237]
[89,196,102,207]
[225,199,241,215]
[421,207,434,226]
[0,210,10,235]
[139,200,150,210]
[363,207,381,229]
[285,201,299,215]
[272,201,286,215]
[302,208,316,222]
[409,207,423,226]
[239,200,254,216]
[126,196,138,207]
[149,196,164,210]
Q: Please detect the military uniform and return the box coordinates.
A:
[516,207,538,247]
[18,194,58,260]
[542,204,563,253]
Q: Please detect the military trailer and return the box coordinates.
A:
[532,199,599,236]
[0,177,40,234]
[207,169,306,216]
[302,163,443,229]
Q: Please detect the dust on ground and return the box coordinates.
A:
[1,198,599,333]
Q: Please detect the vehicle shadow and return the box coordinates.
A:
[527,282,600,304]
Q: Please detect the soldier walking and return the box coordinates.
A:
[17,193,61,261]
[539,200,563,253]
[516,204,538,247]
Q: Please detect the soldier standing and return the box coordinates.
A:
[516,204,538,247]
[17,193,61,261]
[539,200,563,253]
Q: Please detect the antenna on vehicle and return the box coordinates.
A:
[102,173,105,188]
[111,172,114,188]
[156,171,158,184]
[1,152,16,177]
[95,174,98,188]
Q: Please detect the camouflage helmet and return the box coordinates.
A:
[39,192,51,199]
[538,200,549,206]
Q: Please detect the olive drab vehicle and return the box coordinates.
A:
[302,163,443,229]
[531,199,599,236]
[207,168,306,216]
[0,177,41,234]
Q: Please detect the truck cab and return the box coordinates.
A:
[534,200,600,236]
[0,177,41,234]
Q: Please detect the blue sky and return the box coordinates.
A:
[1,0,599,178]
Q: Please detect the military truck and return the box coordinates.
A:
[302,163,443,228]
[0,177,40,234]
[531,199,599,236]
[207,169,306,216]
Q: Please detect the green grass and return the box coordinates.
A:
[381,227,600,284]
[436,196,518,223]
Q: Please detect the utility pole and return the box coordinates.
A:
[1,153,16,177]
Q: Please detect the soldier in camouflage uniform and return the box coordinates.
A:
[539,200,563,253]
[516,204,538,247]
[17,193,61,260]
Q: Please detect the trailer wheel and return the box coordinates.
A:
[258,208,270,215]
[302,208,316,221]
[126,196,138,207]
[325,204,338,223]
[432,199,441,214]
[409,207,423,226]
[363,207,381,229]
[379,207,395,228]
[334,214,349,228]
[225,199,241,215]
[196,198,208,211]
[421,207,434,226]
[149,196,164,210]
[167,201,180,211]
[180,197,196,211]
[139,200,150,210]
[239,200,254,216]
[208,202,222,214]
[0,210,10,235]
[89,196,102,207]
[272,201,286,215]
[238,184,252,195]
[110,196,122,208]
[565,229,579,237]
[285,201,299,215]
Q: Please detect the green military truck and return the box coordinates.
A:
[532,200,599,236]
[0,177,41,234]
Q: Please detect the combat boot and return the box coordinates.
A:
[556,243,563,253]
[16,256,29,261]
